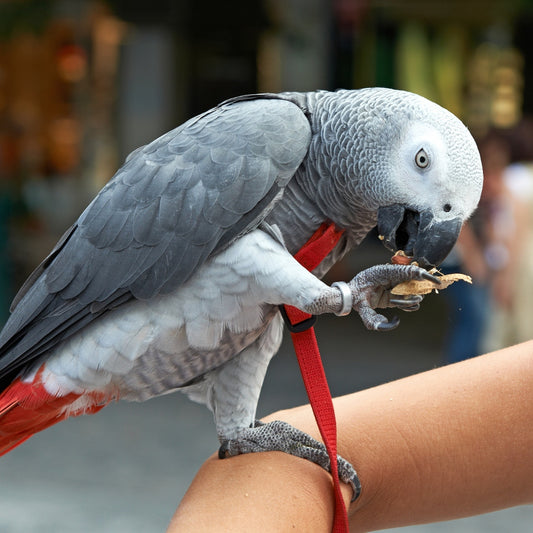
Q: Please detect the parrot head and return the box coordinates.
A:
[374,104,483,268]
[317,88,483,269]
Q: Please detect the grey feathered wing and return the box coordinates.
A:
[0,95,312,388]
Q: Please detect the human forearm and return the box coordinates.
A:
[169,342,533,532]
[335,341,533,530]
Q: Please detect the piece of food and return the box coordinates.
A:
[391,250,413,265]
[391,272,472,295]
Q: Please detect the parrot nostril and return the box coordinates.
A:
[443,203,452,213]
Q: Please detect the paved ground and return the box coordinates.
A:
[0,248,531,531]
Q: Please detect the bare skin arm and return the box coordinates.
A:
[169,341,533,532]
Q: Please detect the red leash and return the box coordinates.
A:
[281,222,350,533]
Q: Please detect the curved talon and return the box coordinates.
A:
[350,475,362,502]
[218,441,230,459]
[377,316,400,331]
[421,270,441,284]
[389,299,403,306]
[390,296,422,307]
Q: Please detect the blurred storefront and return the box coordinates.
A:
[332,0,530,137]
[0,0,532,321]
[0,1,125,319]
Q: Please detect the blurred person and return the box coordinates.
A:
[441,130,520,363]
[488,119,533,347]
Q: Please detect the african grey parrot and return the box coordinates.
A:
[0,88,482,493]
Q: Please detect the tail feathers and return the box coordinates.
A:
[0,366,112,455]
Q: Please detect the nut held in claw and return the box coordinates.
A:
[390,250,472,295]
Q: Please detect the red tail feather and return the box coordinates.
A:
[0,366,111,455]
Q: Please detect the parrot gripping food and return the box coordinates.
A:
[390,250,473,295]
[0,89,482,500]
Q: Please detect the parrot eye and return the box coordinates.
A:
[415,148,429,169]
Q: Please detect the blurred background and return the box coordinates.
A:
[0,0,533,531]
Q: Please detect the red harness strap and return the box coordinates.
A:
[281,222,349,533]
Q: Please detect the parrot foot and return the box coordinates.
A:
[349,264,440,331]
[218,420,361,502]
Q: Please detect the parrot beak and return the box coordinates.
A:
[377,205,462,268]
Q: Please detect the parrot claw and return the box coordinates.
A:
[218,420,361,502]
[376,316,400,331]
[421,270,441,284]
[347,264,437,330]
[389,294,423,311]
